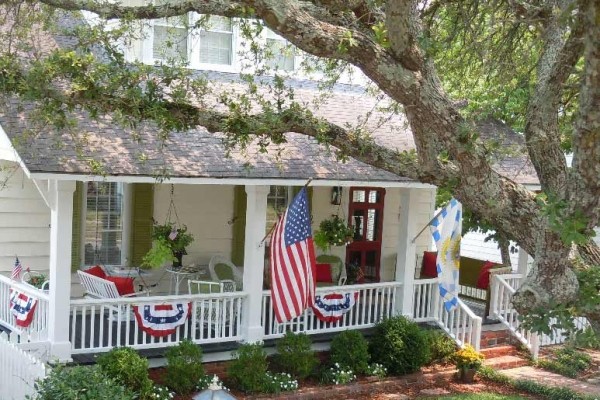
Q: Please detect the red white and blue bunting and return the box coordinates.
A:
[9,289,38,328]
[133,302,191,337]
[311,292,359,323]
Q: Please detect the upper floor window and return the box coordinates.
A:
[199,16,233,65]
[152,1,188,62]
[265,30,295,72]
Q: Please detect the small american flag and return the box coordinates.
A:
[270,187,316,323]
[11,257,22,281]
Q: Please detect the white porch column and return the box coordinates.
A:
[48,180,75,362]
[517,247,529,277]
[241,185,269,342]
[395,188,420,317]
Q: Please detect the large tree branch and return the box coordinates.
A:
[386,0,424,70]
[524,0,584,195]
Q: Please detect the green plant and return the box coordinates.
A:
[313,215,353,251]
[321,363,356,385]
[369,316,431,375]
[97,347,154,399]
[452,344,485,371]
[263,372,299,393]
[274,331,318,379]
[32,365,134,400]
[329,330,370,374]
[569,327,600,349]
[197,375,227,391]
[425,329,457,364]
[25,273,48,290]
[152,222,194,253]
[149,385,174,400]
[164,339,204,395]
[365,363,388,379]
[228,342,269,393]
[142,237,176,268]
[536,347,592,378]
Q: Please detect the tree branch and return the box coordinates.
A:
[386,0,424,70]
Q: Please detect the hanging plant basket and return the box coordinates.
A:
[142,222,194,269]
[314,215,353,252]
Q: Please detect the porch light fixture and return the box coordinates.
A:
[193,376,237,400]
[331,186,343,205]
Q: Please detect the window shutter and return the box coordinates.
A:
[71,182,83,272]
[130,183,154,266]
[231,186,247,266]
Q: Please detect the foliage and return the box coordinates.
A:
[536,347,592,378]
[262,372,299,393]
[149,385,174,400]
[197,375,228,391]
[25,273,48,290]
[479,366,595,400]
[425,329,457,364]
[313,215,353,252]
[141,237,176,269]
[151,223,194,253]
[451,345,485,371]
[329,330,370,374]
[228,342,269,393]
[569,327,600,349]
[31,365,134,400]
[274,331,318,379]
[369,316,431,375]
[365,363,387,379]
[164,339,204,395]
[96,347,154,400]
[321,363,356,385]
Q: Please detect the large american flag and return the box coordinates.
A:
[11,257,22,281]
[270,187,317,323]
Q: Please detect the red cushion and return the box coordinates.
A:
[315,263,332,283]
[476,261,497,289]
[106,276,135,296]
[421,251,438,278]
[84,265,107,279]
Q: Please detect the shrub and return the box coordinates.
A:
[369,316,430,375]
[274,331,318,379]
[164,339,204,394]
[97,347,153,399]
[365,363,388,379]
[149,385,174,400]
[228,342,269,393]
[537,347,592,378]
[33,365,134,400]
[263,372,299,393]
[424,329,456,364]
[329,330,370,374]
[569,327,600,349]
[321,363,356,385]
[197,374,227,391]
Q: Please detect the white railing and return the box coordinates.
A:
[0,275,49,342]
[0,331,48,400]
[70,292,246,354]
[413,279,482,350]
[539,317,590,347]
[262,282,402,339]
[491,273,539,357]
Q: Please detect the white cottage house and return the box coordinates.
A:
[0,10,540,364]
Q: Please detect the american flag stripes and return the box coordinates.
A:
[269,187,317,323]
[11,257,22,281]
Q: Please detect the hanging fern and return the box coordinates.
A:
[313,215,353,252]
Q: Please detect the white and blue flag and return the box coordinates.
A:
[431,198,463,311]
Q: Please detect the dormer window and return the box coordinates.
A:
[198,16,233,65]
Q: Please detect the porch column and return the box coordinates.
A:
[395,188,420,317]
[48,180,75,362]
[241,185,269,342]
[517,247,529,277]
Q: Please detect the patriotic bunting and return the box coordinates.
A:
[9,289,38,328]
[311,292,359,323]
[133,302,191,337]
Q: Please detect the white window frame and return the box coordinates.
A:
[151,11,191,64]
[80,182,132,268]
[189,14,238,72]
[264,29,297,73]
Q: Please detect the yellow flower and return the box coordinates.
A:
[452,345,485,370]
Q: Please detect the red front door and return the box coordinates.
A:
[346,187,385,282]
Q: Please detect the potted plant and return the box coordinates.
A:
[22,271,50,292]
[451,344,485,383]
[142,222,194,269]
[313,215,353,252]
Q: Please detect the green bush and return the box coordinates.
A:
[369,316,430,375]
[537,347,592,378]
[329,330,370,374]
[425,329,457,364]
[32,365,134,400]
[569,327,600,349]
[228,342,269,393]
[274,331,318,379]
[97,347,153,399]
[164,339,204,395]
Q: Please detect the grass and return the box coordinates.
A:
[432,394,528,399]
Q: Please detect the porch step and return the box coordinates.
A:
[483,354,529,370]
[480,345,519,359]
[480,327,512,348]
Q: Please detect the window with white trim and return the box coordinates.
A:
[198,16,233,65]
[265,29,295,72]
[152,1,189,62]
[83,182,129,266]
[266,186,291,231]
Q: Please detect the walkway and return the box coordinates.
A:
[501,366,600,397]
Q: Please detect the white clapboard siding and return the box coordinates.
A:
[0,332,48,400]
[0,163,50,271]
[460,230,519,266]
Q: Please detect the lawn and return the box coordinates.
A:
[433,394,528,399]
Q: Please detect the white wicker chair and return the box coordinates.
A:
[208,256,243,290]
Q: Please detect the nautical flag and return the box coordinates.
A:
[133,302,191,337]
[9,290,38,328]
[431,198,463,311]
[270,187,317,323]
[312,291,359,323]
[11,257,22,281]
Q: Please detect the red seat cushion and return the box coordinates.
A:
[315,263,333,283]
[421,251,438,278]
[84,265,107,279]
[476,261,497,289]
[106,276,135,296]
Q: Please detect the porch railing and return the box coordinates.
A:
[0,274,49,342]
[261,282,402,339]
[69,292,246,354]
[413,279,482,350]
